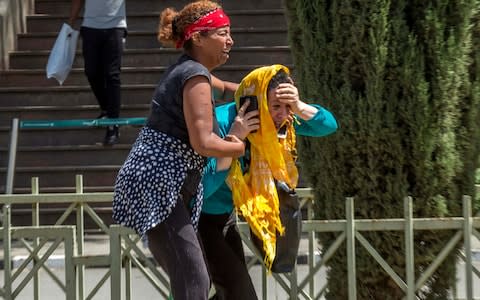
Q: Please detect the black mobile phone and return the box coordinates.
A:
[239,95,259,133]
[278,124,287,139]
[239,95,258,113]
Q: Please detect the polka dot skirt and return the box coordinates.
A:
[113,127,205,237]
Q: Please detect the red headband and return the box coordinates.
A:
[176,9,230,49]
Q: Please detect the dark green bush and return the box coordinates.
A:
[284,0,480,298]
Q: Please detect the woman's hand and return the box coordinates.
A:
[228,100,260,140]
[184,76,245,158]
[275,83,302,113]
[275,83,318,121]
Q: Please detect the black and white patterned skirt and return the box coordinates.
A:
[113,127,205,237]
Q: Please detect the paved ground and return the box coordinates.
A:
[0,256,479,299]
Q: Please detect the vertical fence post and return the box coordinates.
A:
[31,178,40,224]
[6,118,19,195]
[404,196,415,300]
[32,178,40,300]
[262,266,267,300]
[307,198,315,296]
[126,254,132,300]
[3,203,12,300]
[463,195,473,300]
[346,197,356,299]
[110,226,122,300]
[64,227,77,300]
[75,175,85,300]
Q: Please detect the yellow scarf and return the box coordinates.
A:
[226,65,299,270]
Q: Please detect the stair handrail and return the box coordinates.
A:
[5,117,147,195]
[20,117,147,129]
[0,0,34,70]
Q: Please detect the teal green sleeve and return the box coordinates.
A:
[202,102,233,199]
[203,158,230,199]
[294,104,338,137]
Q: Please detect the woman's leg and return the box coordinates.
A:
[198,213,258,300]
[147,200,210,300]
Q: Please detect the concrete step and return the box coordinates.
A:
[17,28,288,51]
[0,104,149,126]
[8,46,292,69]
[0,84,156,107]
[34,0,284,15]
[0,126,142,147]
[0,144,132,168]
[26,10,287,33]
[0,165,122,192]
[0,81,259,115]
[0,65,275,87]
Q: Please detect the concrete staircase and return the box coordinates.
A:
[0,0,291,224]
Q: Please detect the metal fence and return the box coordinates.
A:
[0,175,479,299]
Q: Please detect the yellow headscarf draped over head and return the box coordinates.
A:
[226,64,299,271]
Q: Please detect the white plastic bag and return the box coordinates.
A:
[46,23,79,85]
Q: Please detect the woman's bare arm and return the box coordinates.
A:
[183,76,244,158]
[211,75,239,103]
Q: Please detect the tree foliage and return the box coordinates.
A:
[284,0,480,298]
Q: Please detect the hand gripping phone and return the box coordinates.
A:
[239,95,258,114]
[239,95,259,133]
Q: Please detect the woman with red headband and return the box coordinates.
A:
[113,1,243,299]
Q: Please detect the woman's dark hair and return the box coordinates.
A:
[267,70,293,91]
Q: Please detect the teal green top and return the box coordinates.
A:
[202,102,338,215]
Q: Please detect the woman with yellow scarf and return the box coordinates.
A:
[198,65,338,300]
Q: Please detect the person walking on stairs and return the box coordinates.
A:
[69,0,127,145]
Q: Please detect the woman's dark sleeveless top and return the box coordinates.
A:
[146,54,219,144]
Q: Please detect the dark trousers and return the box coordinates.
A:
[80,26,125,118]
[198,212,258,300]
[146,200,210,300]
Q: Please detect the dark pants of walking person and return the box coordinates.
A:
[147,200,210,300]
[80,26,125,144]
[198,212,258,300]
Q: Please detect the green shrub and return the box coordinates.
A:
[285,0,480,298]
